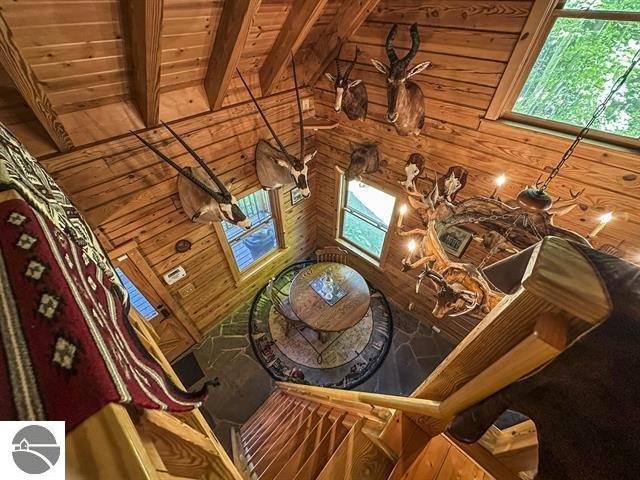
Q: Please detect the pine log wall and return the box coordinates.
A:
[40,88,317,334]
[312,0,640,342]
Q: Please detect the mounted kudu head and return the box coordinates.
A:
[237,55,316,198]
[132,123,251,229]
[324,46,368,121]
[371,23,431,136]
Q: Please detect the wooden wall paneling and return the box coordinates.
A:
[121,0,164,127]
[204,0,262,109]
[301,0,382,86]
[259,0,329,95]
[41,88,318,333]
[0,12,72,151]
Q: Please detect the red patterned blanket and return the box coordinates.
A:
[0,196,206,431]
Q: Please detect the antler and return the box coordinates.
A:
[291,53,304,163]
[345,46,358,78]
[400,23,420,67]
[385,24,399,64]
[131,130,226,203]
[335,44,343,77]
[237,68,291,160]
[161,121,231,199]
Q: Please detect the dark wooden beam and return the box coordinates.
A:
[0,13,73,151]
[204,0,262,109]
[302,0,381,86]
[121,0,163,127]
[259,0,328,95]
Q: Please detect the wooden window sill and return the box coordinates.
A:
[335,237,386,272]
[234,247,287,287]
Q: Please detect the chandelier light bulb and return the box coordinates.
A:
[399,204,408,215]
[495,174,506,187]
[600,212,613,224]
[408,239,416,252]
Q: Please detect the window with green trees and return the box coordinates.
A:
[511,0,639,139]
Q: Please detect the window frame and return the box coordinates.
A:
[336,171,397,267]
[214,187,285,284]
[486,0,640,149]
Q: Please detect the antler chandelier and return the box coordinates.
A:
[398,48,640,319]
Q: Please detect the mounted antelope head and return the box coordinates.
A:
[371,23,431,136]
[132,122,251,229]
[324,46,368,121]
[237,56,316,198]
[400,153,425,191]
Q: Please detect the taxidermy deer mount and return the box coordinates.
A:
[325,46,368,121]
[397,154,591,318]
[238,55,316,198]
[132,123,251,228]
[371,23,431,136]
[345,144,386,181]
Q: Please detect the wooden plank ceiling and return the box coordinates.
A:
[0,0,343,152]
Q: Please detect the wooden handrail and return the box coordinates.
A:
[276,382,444,418]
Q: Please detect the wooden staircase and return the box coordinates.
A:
[235,388,504,480]
[230,238,611,480]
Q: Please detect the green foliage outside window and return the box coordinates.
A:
[513,2,639,138]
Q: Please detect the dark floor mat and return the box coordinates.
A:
[171,351,205,389]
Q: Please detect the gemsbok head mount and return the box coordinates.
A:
[237,56,316,198]
[324,46,368,121]
[371,23,431,136]
[132,122,251,229]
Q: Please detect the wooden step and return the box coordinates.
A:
[243,397,297,448]
[260,408,330,480]
[247,401,311,462]
[244,398,304,455]
[241,390,286,438]
[251,403,319,475]
[271,411,336,480]
[292,413,349,480]
[316,418,393,480]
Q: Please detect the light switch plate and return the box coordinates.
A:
[302,98,310,111]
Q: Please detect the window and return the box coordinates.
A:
[491,0,639,144]
[221,190,279,272]
[339,178,396,260]
[116,267,158,320]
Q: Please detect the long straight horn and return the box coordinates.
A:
[335,44,343,77]
[131,131,225,202]
[345,46,358,78]
[160,121,230,198]
[291,53,304,161]
[400,23,420,66]
[385,24,399,64]
[236,68,291,159]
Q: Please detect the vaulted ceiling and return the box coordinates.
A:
[0,0,358,156]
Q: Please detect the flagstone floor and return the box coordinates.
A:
[178,299,455,454]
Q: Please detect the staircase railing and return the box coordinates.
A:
[276,237,612,476]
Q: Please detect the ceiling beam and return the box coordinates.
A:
[0,13,73,151]
[204,0,262,110]
[260,0,328,96]
[121,0,163,127]
[302,0,381,86]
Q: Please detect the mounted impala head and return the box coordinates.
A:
[371,23,431,136]
[238,55,316,198]
[132,122,251,229]
[324,46,368,121]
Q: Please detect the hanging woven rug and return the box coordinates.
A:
[249,261,392,389]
